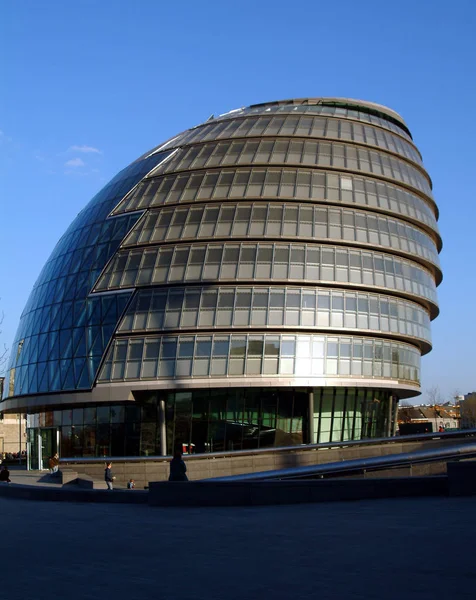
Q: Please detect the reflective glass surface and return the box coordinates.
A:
[164,387,393,452]
[27,385,393,457]
[95,242,438,306]
[115,167,438,235]
[124,202,440,269]
[118,285,432,347]
[4,150,173,398]
[98,333,420,384]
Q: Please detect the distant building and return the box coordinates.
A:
[0,378,26,456]
[418,405,459,431]
[460,392,476,428]
[398,403,459,433]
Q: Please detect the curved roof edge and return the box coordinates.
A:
[249,97,409,131]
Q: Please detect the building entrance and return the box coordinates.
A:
[28,428,59,470]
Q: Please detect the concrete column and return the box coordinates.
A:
[308,388,314,445]
[159,398,167,456]
[388,395,396,437]
[18,414,22,465]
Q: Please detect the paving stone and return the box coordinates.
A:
[0,494,474,600]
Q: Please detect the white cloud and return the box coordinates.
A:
[0,129,12,143]
[68,145,102,154]
[65,157,85,168]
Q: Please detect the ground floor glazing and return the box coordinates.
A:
[26,386,398,466]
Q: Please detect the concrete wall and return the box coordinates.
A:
[61,435,471,489]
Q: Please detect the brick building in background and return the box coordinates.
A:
[0,378,26,457]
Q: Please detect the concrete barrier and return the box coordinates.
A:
[447,460,476,496]
[76,475,108,490]
[148,476,448,507]
[60,469,108,489]
[0,483,148,504]
[59,469,78,485]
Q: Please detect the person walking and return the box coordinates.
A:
[104,462,115,490]
[168,451,188,482]
[52,453,60,473]
[48,455,55,474]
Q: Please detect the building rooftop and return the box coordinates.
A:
[248,97,409,131]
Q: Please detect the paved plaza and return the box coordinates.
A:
[0,494,474,599]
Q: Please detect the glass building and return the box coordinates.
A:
[1,98,442,469]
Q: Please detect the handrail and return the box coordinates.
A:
[206,442,476,482]
[58,428,476,464]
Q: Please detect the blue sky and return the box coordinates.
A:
[1,0,475,402]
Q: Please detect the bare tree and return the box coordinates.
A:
[425,386,445,429]
[0,308,8,376]
[426,385,442,406]
[450,389,462,405]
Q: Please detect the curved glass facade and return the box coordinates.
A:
[94,241,438,308]
[122,202,440,269]
[150,137,432,196]
[98,333,420,383]
[157,114,423,164]
[114,168,439,237]
[116,286,432,348]
[2,97,442,462]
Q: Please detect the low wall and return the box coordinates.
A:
[61,436,471,489]
[0,475,449,507]
[149,476,448,507]
[0,483,148,504]
[3,457,476,507]
[447,459,476,496]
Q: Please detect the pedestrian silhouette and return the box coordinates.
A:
[168,451,188,481]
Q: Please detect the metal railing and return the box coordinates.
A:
[206,442,476,481]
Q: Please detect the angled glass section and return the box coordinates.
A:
[4,150,173,397]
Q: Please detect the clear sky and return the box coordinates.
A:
[1,0,475,402]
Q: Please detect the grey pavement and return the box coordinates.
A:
[1,495,475,600]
